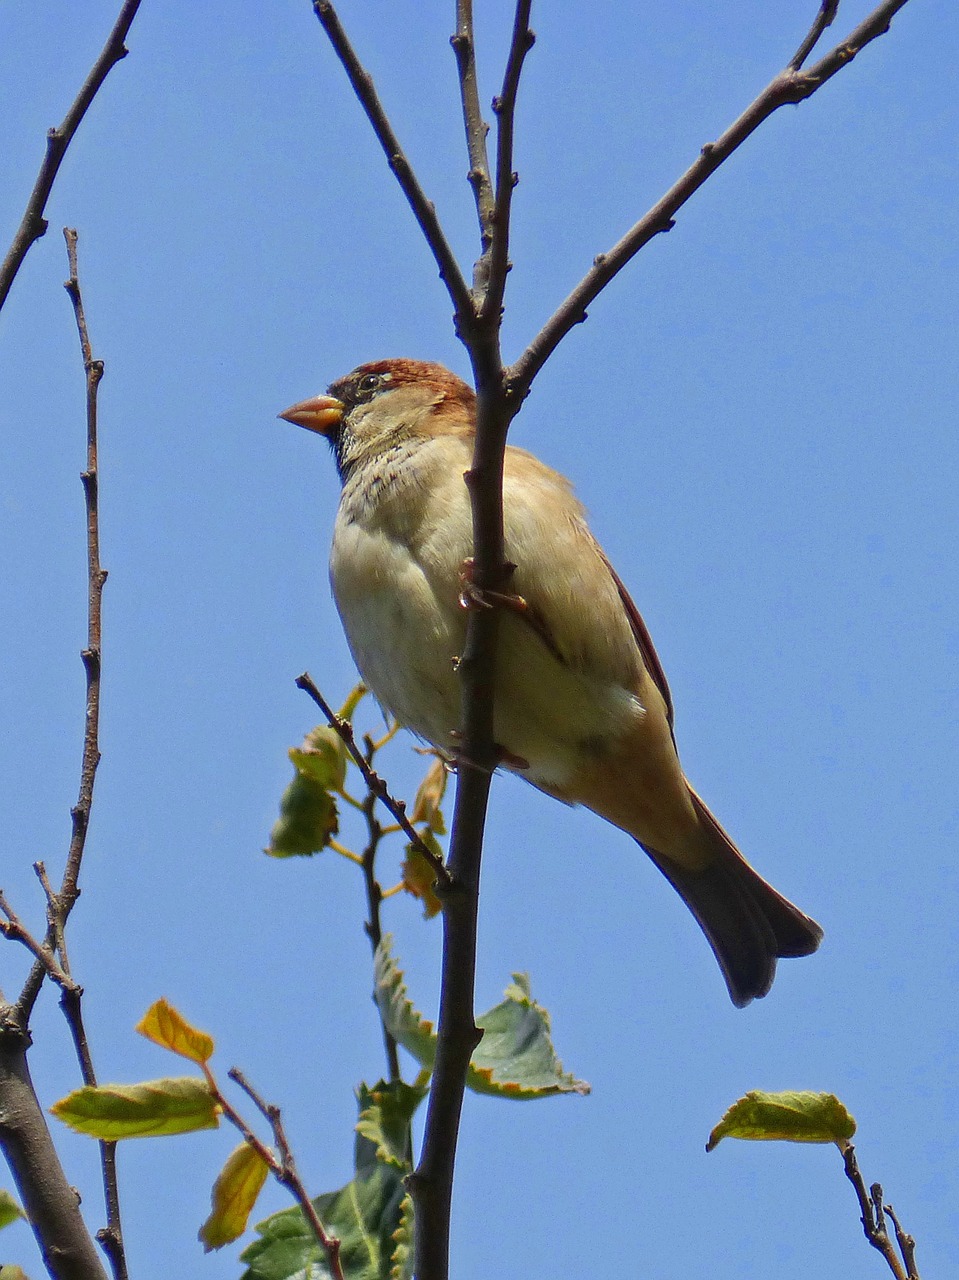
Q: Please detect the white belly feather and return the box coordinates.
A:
[329,438,646,790]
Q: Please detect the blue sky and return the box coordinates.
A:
[1,2,957,1277]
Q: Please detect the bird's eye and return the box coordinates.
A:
[357,373,384,396]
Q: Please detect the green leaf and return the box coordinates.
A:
[136,998,215,1064]
[389,1193,414,1280]
[706,1090,857,1151]
[51,1076,220,1139]
[266,744,340,858]
[470,974,591,1098]
[0,1267,30,1280]
[373,935,437,1071]
[240,1164,408,1280]
[200,1141,270,1251]
[0,1189,25,1231]
[374,937,590,1100]
[355,1080,427,1173]
[290,726,348,793]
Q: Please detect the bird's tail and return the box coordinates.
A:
[640,787,823,1007]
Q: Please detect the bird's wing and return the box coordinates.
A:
[594,547,675,730]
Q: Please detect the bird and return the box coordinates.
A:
[279,358,823,1006]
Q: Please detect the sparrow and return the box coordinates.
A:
[280,358,822,1006]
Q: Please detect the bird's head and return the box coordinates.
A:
[279,358,475,480]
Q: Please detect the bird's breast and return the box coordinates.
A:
[329,442,649,790]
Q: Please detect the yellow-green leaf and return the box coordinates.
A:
[706,1090,857,1151]
[51,1077,220,1139]
[408,756,447,834]
[401,835,443,919]
[136,998,214,1064]
[337,682,367,722]
[291,726,348,793]
[0,1189,25,1231]
[0,1267,30,1280]
[199,1141,270,1251]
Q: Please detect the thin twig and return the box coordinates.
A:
[0,0,142,314]
[0,894,73,989]
[789,0,840,70]
[357,748,403,1085]
[507,0,914,400]
[451,0,494,292]
[840,1142,918,1280]
[55,227,128,1280]
[481,0,534,326]
[884,1201,920,1280]
[311,0,475,337]
[220,1067,345,1280]
[295,672,452,888]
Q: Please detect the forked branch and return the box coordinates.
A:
[507,0,913,398]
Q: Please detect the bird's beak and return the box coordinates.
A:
[278,394,345,436]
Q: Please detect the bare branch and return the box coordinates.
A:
[481,0,535,325]
[0,1007,109,1280]
[0,894,73,989]
[295,672,452,888]
[507,0,915,400]
[311,0,475,335]
[789,0,840,70]
[840,1142,919,1280]
[0,0,142,315]
[451,0,494,289]
[219,1068,345,1280]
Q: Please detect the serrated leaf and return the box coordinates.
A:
[136,998,214,1064]
[266,766,338,857]
[51,1076,219,1139]
[355,1080,426,1172]
[706,1090,857,1151]
[400,836,443,919]
[0,1189,25,1230]
[389,1194,414,1280]
[240,1164,407,1280]
[200,1141,270,1251]
[374,937,589,1100]
[408,756,447,834]
[470,974,591,1098]
[373,935,437,1072]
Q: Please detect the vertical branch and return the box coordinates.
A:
[54,228,126,1280]
[451,0,494,289]
[0,1018,110,1280]
[0,0,142,314]
[481,0,534,325]
[841,1142,919,1280]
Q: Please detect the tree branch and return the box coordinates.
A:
[310,0,475,336]
[481,0,534,326]
[0,0,142,316]
[0,1009,109,1280]
[840,1141,920,1280]
[295,672,451,888]
[507,0,915,400]
[451,0,494,292]
[219,1068,345,1280]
